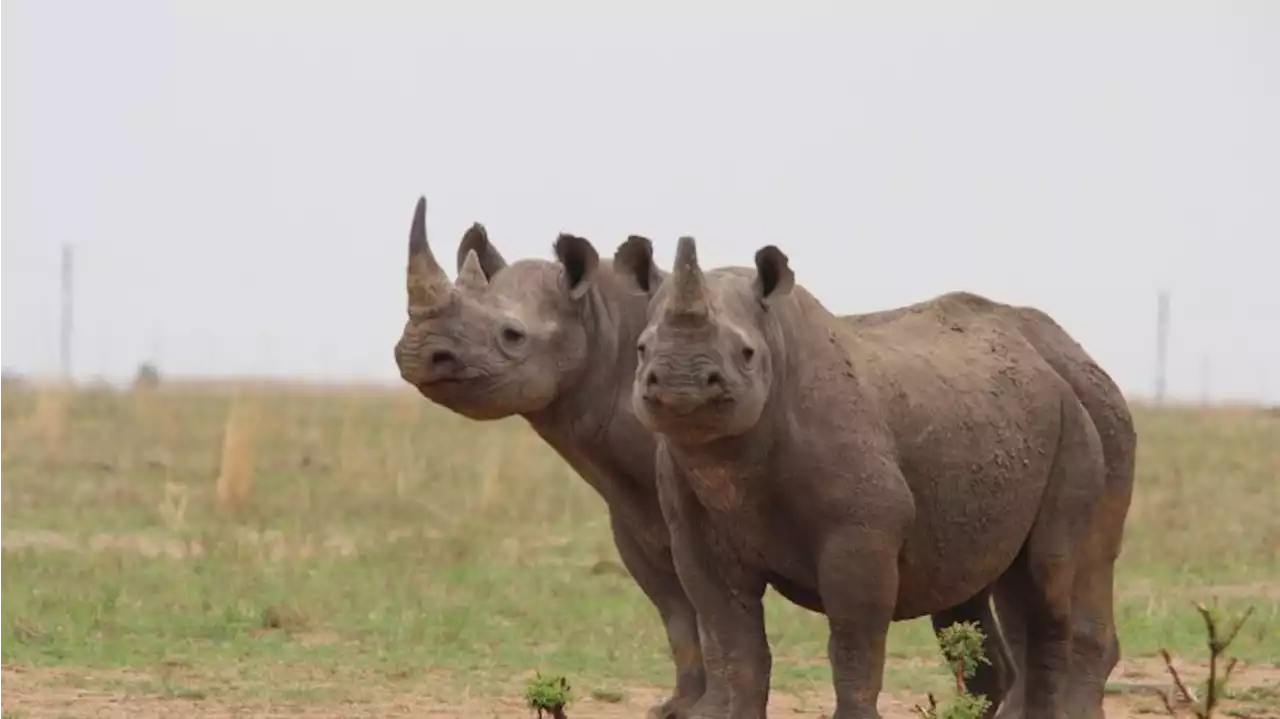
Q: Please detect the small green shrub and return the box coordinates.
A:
[524,672,572,719]
[1156,602,1256,718]
[914,620,992,719]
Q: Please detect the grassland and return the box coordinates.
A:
[2,381,1278,717]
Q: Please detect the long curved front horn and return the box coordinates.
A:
[406,196,452,311]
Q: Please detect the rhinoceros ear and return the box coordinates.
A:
[613,235,663,295]
[753,245,794,307]
[456,223,507,281]
[553,233,600,301]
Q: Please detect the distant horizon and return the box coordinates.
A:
[3,368,1273,411]
[0,257,1269,404]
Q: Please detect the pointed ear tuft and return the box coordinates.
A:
[753,245,794,306]
[456,223,507,280]
[613,235,663,294]
[554,233,600,301]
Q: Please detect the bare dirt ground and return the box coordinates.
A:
[6,663,1280,719]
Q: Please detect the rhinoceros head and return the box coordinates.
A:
[624,235,794,444]
[393,197,657,422]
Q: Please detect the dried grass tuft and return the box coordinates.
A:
[33,381,71,455]
[215,393,257,514]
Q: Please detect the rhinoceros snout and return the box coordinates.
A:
[641,366,730,416]
[396,337,465,387]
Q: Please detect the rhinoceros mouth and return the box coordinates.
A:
[416,365,493,387]
[417,376,467,388]
[641,395,740,434]
[644,389,737,415]
[416,375,489,396]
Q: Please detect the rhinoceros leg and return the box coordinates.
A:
[1063,562,1119,719]
[991,565,1120,719]
[1011,306,1135,719]
[1061,483,1129,719]
[1003,475,1123,719]
[1063,393,1134,719]
[818,525,905,719]
[610,517,706,719]
[931,589,1014,718]
[1006,395,1107,719]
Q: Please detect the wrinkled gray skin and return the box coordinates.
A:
[849,303,1135,719]
[393,198,1133,718]
[624,237,1135,719]
[842,303,1134,719]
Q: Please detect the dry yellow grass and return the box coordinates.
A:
[32,381,70,455]
[214,391,258,514]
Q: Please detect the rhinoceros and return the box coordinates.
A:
[394,199,1133,718]
[395,198,702,718]
[622,236,1133,719]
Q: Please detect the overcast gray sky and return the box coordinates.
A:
[3,1,1277,402]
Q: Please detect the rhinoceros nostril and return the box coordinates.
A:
[646,371,661,389]
[705,371,724,390]
[429,350,458,369]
